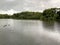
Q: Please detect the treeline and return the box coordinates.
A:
[0,8,60,21]
[12,12,42,20]
[0,14,11,19]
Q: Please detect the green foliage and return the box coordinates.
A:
[0,14,11,19]
[12,11,42,20]
[56,11,60,21]
[43,8,58,21]
[0,8,60,22]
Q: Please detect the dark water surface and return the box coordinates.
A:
[0,19,60,45]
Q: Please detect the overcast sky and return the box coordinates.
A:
[0,0,60,12]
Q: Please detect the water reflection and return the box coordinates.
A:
[0,19,60,45]
[42,21,55,31]
[7,19,14,27]
[55,22,60,32]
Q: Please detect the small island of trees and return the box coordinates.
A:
[0,8,60,22]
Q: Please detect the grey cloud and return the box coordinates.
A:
[0,0,60,12]
[0,0,24,11]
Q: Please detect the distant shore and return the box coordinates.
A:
[0,8,60,22]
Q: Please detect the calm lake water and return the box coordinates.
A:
[0,19,60,45]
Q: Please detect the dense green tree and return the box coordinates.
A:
[12,11,42,19]
[43,8,58,21]
[0,14,11,18]
[56,11,60,21]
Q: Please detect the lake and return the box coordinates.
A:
[0,19,60,45]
